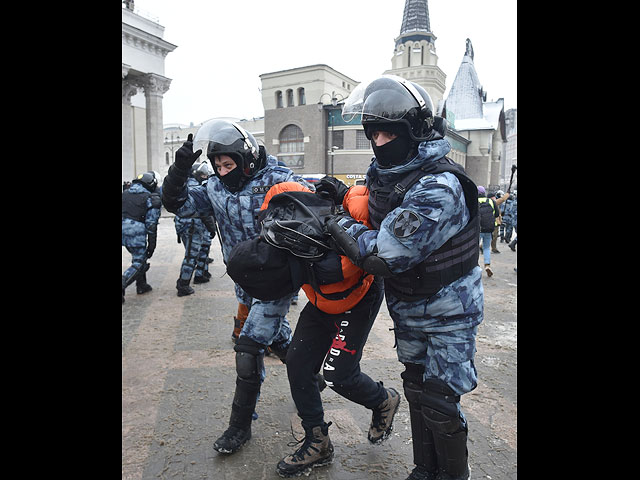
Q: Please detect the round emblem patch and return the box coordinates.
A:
[393,210,421,238]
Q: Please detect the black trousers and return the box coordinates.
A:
[286,277,386,429]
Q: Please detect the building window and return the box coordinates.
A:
[356,130,370,149]
[286,89,294,107]
[278,124,304,167]
[297,87,306,105]
[331,130,344,150]
[165,152,170,165]
[275,90,283,108]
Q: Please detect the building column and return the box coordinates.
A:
[141,73,171,174]
[122,64,137,183]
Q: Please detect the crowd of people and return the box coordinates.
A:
[122,74,516,480]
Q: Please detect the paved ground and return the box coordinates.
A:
[122,212,517,479]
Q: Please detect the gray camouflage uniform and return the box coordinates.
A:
[170,154,312,357]
[336,138,483,401]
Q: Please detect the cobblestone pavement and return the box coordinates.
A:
[123,212,517,479]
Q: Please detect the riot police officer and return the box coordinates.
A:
[161,120,312,456]
[173,162,217,296]
[122,171,161,303]
[325,75,483,480]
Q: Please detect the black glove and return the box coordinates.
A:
[146,234,157,258]
[316,176,349,205]
[174,133,202,173]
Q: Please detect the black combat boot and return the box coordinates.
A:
[276,422,334,478]
[136,272,152,294]
[404,380,438,480]
[213,378,260,454]
[176,278,195,297]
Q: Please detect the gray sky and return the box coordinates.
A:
[128,0,516,126]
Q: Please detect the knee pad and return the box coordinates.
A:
[401,363,425,405]
[420,378,465,435]
[234,336,265,384]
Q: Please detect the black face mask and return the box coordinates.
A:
[372,135,414,168]
[218,166,244,192]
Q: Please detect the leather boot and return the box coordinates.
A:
[276,422,334,478]
[368,386,401,444]
[136,272,152,294]
[176,278,195,297]
[213,374,260,454]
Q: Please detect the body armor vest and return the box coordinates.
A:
[367,157,479,301]
[122,190,150,223]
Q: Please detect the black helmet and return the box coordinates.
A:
[190,161,214,183]
[133,171,158,192]
[193,119,264,180]
[342,75,435,142]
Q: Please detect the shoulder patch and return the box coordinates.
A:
[393,210,421,238]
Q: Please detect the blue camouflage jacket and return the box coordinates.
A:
[121,182,161,248]
[338,139,483,331]
[171,155,312,263]
[174,177,209,236]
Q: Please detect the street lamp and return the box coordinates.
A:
[164,132,181,165]
[317,91,345,175]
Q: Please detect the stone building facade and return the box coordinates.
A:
[122,3,176,184]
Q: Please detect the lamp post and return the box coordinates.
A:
[317,91,344,176]
[164,132,181,164]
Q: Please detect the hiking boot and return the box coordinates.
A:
[176,279,195,297]
[368,387,401,444]
[508,241,516,252]
[406,465,438,480]
[213,425,251,454]
[484,264,493,277]
[193,275,210,284]
[276,422,334,478]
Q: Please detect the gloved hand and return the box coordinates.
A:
[174,133,202,173]
[316,176,349,205]
[146,234,157,258]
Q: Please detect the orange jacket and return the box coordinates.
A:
[260,182,373,314]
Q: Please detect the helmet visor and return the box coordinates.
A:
[342,75,423,123]
[193,119,258,161]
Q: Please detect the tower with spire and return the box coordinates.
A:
[384,0,446,113]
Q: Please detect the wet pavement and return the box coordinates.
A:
[123,211,517,479]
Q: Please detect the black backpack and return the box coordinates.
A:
[478,198,496,233]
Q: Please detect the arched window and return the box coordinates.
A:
[278,124,304,167]
[286,89,294,107]
[297,87,306,106]
[275,90,283,108]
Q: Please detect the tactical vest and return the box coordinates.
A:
[367,156,480,301]
[122,190,150,222]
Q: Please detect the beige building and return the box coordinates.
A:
[122,3,176,184]
[259,64,374,181]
